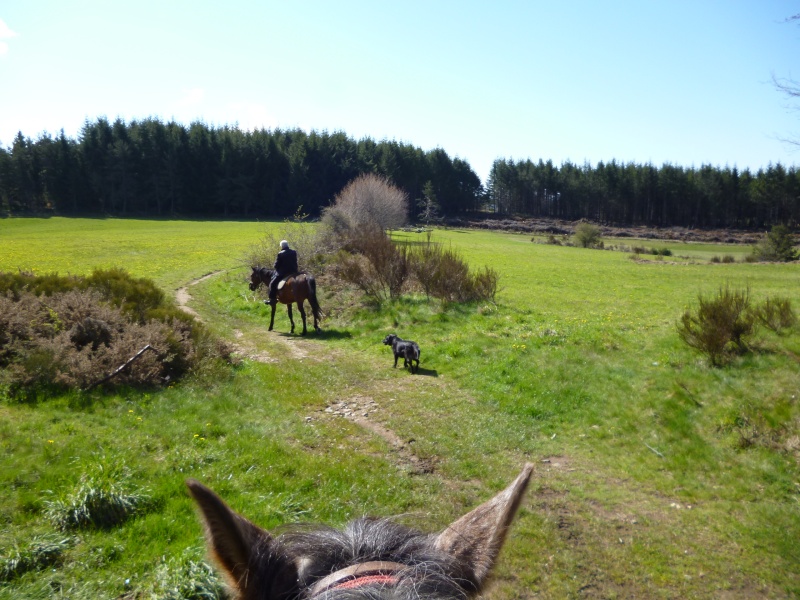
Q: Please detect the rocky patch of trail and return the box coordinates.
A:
[321,395,435,475]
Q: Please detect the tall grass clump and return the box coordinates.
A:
[0,536,73,582]
[152,550,230,600]
[677,286,754,366]
[44,465,151,531]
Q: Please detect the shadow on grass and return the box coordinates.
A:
[413,367,438,377]
[274,328,353,340]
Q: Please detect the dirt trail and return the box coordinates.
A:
[176,271,222,321]
[175,271,431,473]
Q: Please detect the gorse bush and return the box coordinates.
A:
[409,241,498,303]
[678,286,755,366]
[333,226,410,302]
[573,223,602,248]
[751,224,798,262]
[677,289,798,365]
[0,269,230,400]
[44,465,151,531]
[752,296,797,334]
[327,229,498,305]
[0,535,73,582]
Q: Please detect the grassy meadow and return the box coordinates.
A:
[1,217,799,599]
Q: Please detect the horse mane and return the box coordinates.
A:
[280,519,472,599]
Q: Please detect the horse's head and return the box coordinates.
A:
[187,463,532,599]
[249,266,272,291]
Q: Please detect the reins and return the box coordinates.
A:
[309,561,408,597]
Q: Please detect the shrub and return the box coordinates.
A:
[752,296,797,334]
[246,221,339,277]
[332,226,409,302]
[722,254,736,263]
[710,256,721,263]
[573,223,602,248]
[545,234,562,245]
[322,174,408,234]
[677,286,755,366]
[44,465,150,531]
[0,536,73,582]
[751,225,799,262]
[408,240,498,303]
[0,270,223,400]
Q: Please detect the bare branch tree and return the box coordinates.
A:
[323,174,409,233]
[774,13,800,146]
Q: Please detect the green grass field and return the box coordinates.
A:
[1,217,799,599]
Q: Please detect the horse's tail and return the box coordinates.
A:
[307,275,323,322]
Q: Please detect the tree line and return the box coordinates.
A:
[0,117,482,218]
[1,116,798,228]
[488,158,800,229]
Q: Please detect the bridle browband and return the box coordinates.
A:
[309,561,408,597]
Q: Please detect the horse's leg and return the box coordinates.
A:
[298,301,307,335]
[287,303,294,333]
[269,302,276,331]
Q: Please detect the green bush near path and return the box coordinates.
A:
[1,218,799,598]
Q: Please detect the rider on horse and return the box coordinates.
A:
[269,240,299,304]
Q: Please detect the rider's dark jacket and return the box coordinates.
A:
[273,248,299,278]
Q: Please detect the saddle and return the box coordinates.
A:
[276,272,302,290]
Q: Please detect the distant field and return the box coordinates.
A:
[1,218,799,599]
[0,217,268,290]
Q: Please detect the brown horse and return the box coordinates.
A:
[187,463,532,600]
[250,266,322,335]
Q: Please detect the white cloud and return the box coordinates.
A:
[0,18,18,56]
[178,87,205,107]
[227,102,277,131]
[0,18,18,39]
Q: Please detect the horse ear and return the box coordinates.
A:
[434,464,533,590]
[186,479,297,598]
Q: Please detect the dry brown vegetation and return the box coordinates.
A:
[0,269,232,400]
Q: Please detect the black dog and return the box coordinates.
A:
[382,334,421,374]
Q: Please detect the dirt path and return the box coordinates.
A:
[175,271,223,321]
[175,271,432,473]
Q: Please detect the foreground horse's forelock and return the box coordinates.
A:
[187,463,533,600]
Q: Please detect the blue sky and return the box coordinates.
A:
[1,1,798,182]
